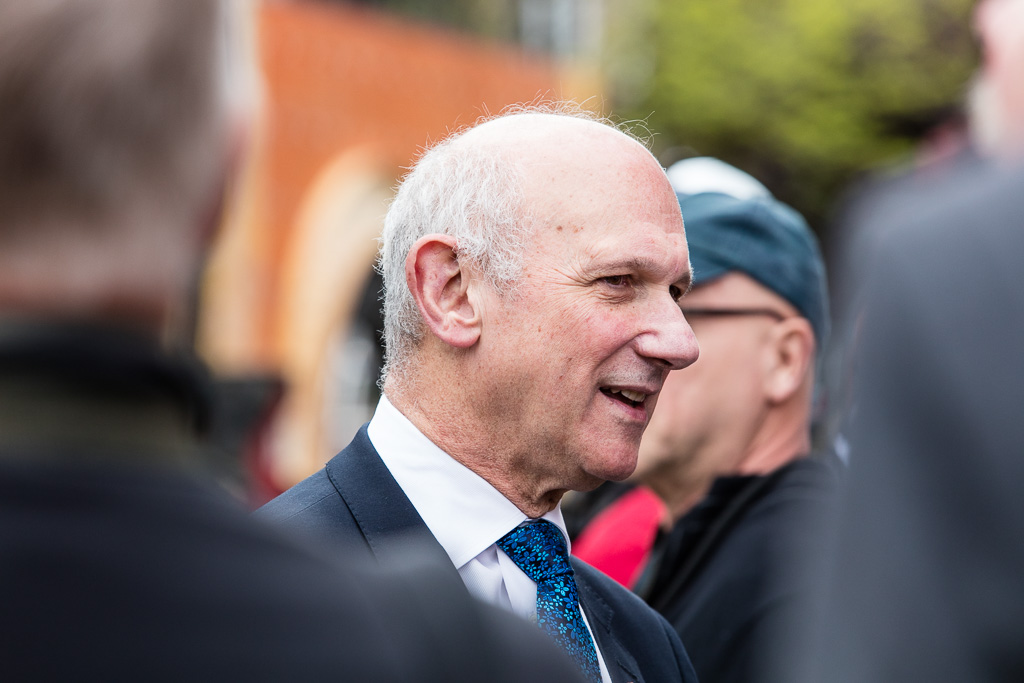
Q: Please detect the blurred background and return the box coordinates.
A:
[198,0,979,503]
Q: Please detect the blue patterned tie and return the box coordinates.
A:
[497,520,602,682]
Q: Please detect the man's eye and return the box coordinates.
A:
[669,285,682,301]
[602,275,629,287]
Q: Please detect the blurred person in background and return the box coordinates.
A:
[0,1,589,681]
[788,0,1024,680]
[574,158,839,683]
[261,106,701,683]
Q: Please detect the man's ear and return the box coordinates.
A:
[405,234,482,349]
[763,318,815,404]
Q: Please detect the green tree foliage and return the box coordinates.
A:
[618,0,979,228]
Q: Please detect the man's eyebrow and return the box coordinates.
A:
[594,256,665,274]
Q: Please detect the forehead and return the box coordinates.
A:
[465,113,687,274]
[572,225,690,281]
[522,129,686,273]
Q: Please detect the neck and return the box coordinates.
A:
[735,405,812,477]
[0,222,199,339]
[652,410,812,524]
[384,377,564,518]
[0,279,179,342]
[647,467,715,524]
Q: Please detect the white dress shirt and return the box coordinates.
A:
[367,394,612,683]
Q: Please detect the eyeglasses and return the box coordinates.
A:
[679,307,788,322]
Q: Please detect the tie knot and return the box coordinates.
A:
[497,519,573,585]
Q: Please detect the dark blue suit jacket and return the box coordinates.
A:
[259,426,699,683]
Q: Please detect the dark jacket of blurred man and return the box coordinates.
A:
[260,107,703,683]
[789,0,1024,680]
[0,2,587,681]
[604,159,839,683]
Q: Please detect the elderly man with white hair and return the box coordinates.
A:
[262,106,701,683]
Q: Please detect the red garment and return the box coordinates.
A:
[572,487,666,588]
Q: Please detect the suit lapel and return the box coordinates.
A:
[325,426,453,570]
[327,428,643,680]
[573,560,643,683]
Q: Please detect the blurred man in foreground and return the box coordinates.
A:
[0,2,586,681]
[791,0,1024,680]
[262,107,701,683]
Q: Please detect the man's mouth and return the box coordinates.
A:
[600,387,648,408]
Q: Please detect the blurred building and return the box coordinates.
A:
[198,0,603,500]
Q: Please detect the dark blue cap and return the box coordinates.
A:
[681,191,830,349]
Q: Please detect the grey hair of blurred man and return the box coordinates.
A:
[0,0,253,331]
[378,105,639,383]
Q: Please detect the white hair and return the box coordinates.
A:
[378,104,644,383]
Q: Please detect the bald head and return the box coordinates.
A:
[466,113,666,207]
[459,111,643,151]
[378,107,658,382]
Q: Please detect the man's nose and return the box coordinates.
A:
[635,300,700,370]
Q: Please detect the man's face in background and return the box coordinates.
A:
[632,272,798,511]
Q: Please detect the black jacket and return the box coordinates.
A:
[794,161,1024,682]
[638,455,841,683]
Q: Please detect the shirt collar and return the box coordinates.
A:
[366,394,569,569]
